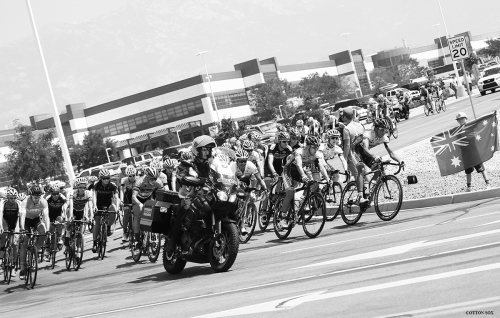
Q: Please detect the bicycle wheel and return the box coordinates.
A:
[257,201,270,231]
[239,203,257,244]
[374,175,403,221]
[340,181,363,225]
[87,219,94,233]
[73,234,84,270]
[302,192,326,238]
[435,100,441,113]
[132,232,143,262]
[424,103,430,116]
[98,223,107,260]
[3,247,13,284]
[26,247,38,289]
[272,197,293,239]
[147,232,162,263]
[323,182,342,221]
[441,99,446,112]
[64,243,72,270]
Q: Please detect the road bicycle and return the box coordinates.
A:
[147,232,162,263]
[433,96,446,113]
[321,170,349,221]
[95,208,111,260]
[273,180,326,239]
[237,187,260,244]
[21,229,46,289]
[423,96,437,117]
[340,161,404,225]
[2,230,21,284]
[65,219,88,271]
[257,177,283,231]
[384,115,398,140]
[44,220,64,269]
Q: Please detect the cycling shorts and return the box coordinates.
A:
[49,210,63,223]
[3,215,18,232]
[73,210,84,221]
[25,217,41,231]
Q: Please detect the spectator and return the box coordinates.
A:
[455,112,491,192]
[449,81,458,99]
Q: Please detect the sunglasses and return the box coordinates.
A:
[78,187,86,190]
[52,192,60,195]
[102,177,110,181]
[128,175,136,178]
[280,140,289,143]
[236,159,247,164]
[32,195,41,198]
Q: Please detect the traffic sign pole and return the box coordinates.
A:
[460,59,477,119]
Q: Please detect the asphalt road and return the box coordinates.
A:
[1,197,499,317]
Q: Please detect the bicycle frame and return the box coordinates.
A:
[364,161,403,201]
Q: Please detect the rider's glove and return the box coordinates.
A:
[400,161,405,170]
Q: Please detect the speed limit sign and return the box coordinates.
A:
[448,35,470,61]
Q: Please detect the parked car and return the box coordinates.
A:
[121,150,162,167]
[478,65,500,96]
[245,121,278,142]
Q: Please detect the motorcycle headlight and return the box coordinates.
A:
[228,193,237,203]
[217,191,228,201]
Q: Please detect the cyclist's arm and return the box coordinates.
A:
[294,155,307,179]
[113,188,119,207]
[42,204,50,230]
[0,201,4,232]
[132,189,142,208]
[68,197,74,220]
[384,143,401,163]
[338,153,348,172]
[92,189,97,211]
[254,171,267,190]
[19,206,26,231]
[317,158,330,183]
[267,152,276,175]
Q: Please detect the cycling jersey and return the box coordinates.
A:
[121,177,138,204]
[93,180,117,209]
[266,143,292,176]
[133,176,163,203]
[1,200,20,231]
[363,130,390,149]
[237,161,259,186]
[320,143,343,161]
[46,194,67,222]
[70,189,92,211]
[25,197,48,220]
[161,169,175,188]
[289,146,324,172]
[158,171,169,187]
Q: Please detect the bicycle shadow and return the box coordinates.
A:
[2,283,29,293]
[116,260,148,269]
[127,265,213,284]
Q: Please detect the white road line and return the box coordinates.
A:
[474,220,500,228]
[370,296,500,318]
[194,263,500,317]
[70,242,500,318]
[457,211,500,221]
[293,229,500,269]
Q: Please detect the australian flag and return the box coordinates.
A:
[430,111,499,176]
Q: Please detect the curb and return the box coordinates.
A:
[365,187,500,213]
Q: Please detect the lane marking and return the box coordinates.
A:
[69,242,500,318]
[194,263,500,317]
[457,211,500,221]
[474,220,500,228]
[371,296,500,318]
[294,229,500,269]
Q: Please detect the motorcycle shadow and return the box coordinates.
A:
[128,265,214,283]
[116,260,148,269]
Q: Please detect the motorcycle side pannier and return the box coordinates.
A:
[156,190,181,204]
[140,200,172,234]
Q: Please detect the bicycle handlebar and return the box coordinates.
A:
[380,160,405,175]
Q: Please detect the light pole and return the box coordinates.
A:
[432,23,448,65]
[437,0,465,97]
[278,105,283,119]
[196,51,221,124]
[105,148,112,163]
[341,33,362,97]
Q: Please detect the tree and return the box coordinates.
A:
[396,57,424,84]
[295,72,356,105]
[5,123,66,190]
[369,57,424,93]
[70,131,118,170]
[247,78,293,123]
[213,118,238,145]
[477,38,500,59]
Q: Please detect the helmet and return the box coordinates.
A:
[30,185,43,196]
[456,112,467,120]
[180,151,193,161]
[296,119,304,126]
[99,169,111,178]
[242,140,255,151]
[6,188,18,198]
[162,155,170,161]
[17,192,27,201]
[373,118,390,130]
[74,177,87,188]
[305,135,321,147]
[57,181,66,189]
[323,110,330,116]
[277,131,290,142]
[164,159,176,168]
[49,184,60,193]
[221,142,231,148]
[252,133,262,141]
[144,167,159,179]
[277,124,287,132]
[192,135,216,157]
[150,159,163,170]
[235,149,249,159]
[238,134,248,141]
[288,127,301,138]
[88,176,98,183]
[326,129,341,138]
[368,98,376,104]
[119,163,127,169]
[125,165,137,176]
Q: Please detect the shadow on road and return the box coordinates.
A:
[116,260,148,269]
[127,265,213,284]
[2,283,28,293]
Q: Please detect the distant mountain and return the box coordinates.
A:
[0,0,339,129]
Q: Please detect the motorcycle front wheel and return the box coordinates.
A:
[209,223,239,273]
[162,238,187,274]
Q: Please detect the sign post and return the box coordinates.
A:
[448,35,476,119]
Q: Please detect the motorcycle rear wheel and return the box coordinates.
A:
[162,239,187,274]
[209,223,239,273]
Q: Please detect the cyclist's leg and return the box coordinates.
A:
[36,222,46,251]
[0,219,7,258]
[132,204,142,241]
[19,232,28,272]
[122,205,130,235]
[281,167,296,215]
[107,204,117,235]
[93,214,101,241]
[55,216,64,243]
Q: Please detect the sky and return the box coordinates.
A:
[0,0,499,129]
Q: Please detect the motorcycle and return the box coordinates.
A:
[162,161,242,274]
[391,98,409,122]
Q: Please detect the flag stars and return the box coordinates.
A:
[493,121,497,127]
[483,120,488,126]
[476,134,481,141]
[492,146,495,152]
[451,156,461,167]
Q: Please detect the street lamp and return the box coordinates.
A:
[341,33,362,97]
[105,148,112,163]
[196,51,221,124]
[432,23,448,65]
[437,0,465,97]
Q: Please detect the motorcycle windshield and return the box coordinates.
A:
[210,156,238,193]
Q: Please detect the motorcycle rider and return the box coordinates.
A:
[376,94,392,118]
[396,91,411,119]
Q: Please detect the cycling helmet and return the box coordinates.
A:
[456,112,467,120]
[242,140,255,151]
[368,98,376,104]
[276,124,287,132]
[57,181,66,189]
[180,151,193,161]
[49,184,60,193]
[326,129,341,138]
[221,142,231,148]
[98,169,111,178]
[373,118,390,130]
[43,184,50,193]
[164,159,176,168]
[144,167,159,179]
[296,119,304,126]
[234,149,249,159]
[150,159,163,170]
[125,165,137,176]
[192,135,216,157]
[6,187,18,198]
[30,185,43,196]
[119,163,127,169]
[17,192,27,202]
[73,177,87,188]
[238,134,248,141]
[288,127,300,138]
[252,133,262,141]
[88,176,98,183]
[323,110,330,116]
[305,135,321,147]
[162,155,170,161]
[277,131,290,142]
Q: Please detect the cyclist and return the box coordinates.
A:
[119,166,137,242]
[0,188,21,277]
[19,185,49,280]
[249,132,268,159]
[321,129,349,181]
[396,91,411,118]
[131,167,163,249]
[242,140,264,180]
[367,98,379,120]
[280,135,330,228]
[173,152,194,191]
[266,131,292,181]
[91,169,119,253]
[323,110,337,131]
[420,84,434,113]
[46,184,68,254]
[376,94,392,118]
[66,177,93,246]
[150,159,169,189]
[162,159,178,191]
[235,149,268,190]
[288,128,303,150]
[295,119,309,142]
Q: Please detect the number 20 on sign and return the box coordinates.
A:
[448,35,470,61]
